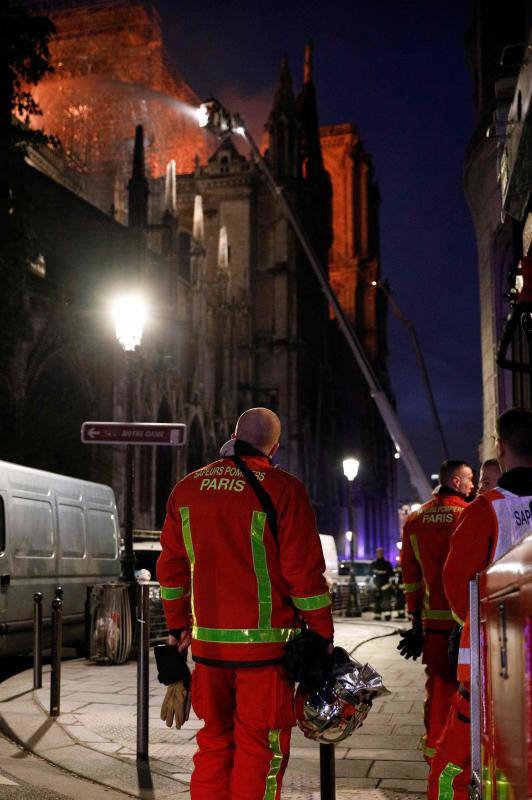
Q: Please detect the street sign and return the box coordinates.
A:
[81,422,187,446]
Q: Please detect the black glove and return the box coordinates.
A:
[154,644,191,687]
[397,614,423,661]
[285,628,332,691]
[448,625,462,668]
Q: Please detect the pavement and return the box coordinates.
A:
[0,617,428,799]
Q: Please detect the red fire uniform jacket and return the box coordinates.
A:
[443,467,532,682]
[401,489,468,630]
[156,453,334,666]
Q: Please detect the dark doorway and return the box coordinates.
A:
[155,398,172,528]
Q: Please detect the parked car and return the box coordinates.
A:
[0,460,120,656]
[319,534,352,614]
[339,559,374,610]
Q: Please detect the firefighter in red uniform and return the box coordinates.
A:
[157,408,334,800]
[399,460,473,761]
[428,408,532,800]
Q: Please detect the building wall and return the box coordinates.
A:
[464,2,532,458]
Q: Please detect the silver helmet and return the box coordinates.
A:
[295,647,391,743]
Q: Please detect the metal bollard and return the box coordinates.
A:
[50,598,63,717]
[33,593,43,689]
[55,585,63,600]
[136,582,150,761]
[320,743,336,800]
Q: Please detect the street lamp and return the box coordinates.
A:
[112,294,146,583]
[112,295,145,352]
[343,457,361,617]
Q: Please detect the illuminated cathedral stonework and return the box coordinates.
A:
[22,0,397,551]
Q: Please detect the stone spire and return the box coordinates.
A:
[193,194,204,244]
[303,40,313,84]
[164,159,176,214]
[128,125,149,231]
[295,43,332,250]
[296,41,324,181]
[266,54,298,180]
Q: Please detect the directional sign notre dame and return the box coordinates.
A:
[81,422,187,447]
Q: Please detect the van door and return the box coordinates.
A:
[10,494,56,626]
[0,493,8,621]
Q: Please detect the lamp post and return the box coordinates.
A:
[343,457,361,617]
[112,294,146,583]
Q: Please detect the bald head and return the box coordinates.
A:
[234,408,281,456]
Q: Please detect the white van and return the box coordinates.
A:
[0,460,120,656]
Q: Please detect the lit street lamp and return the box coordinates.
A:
[112,294,146,583]
[343,457,361,617]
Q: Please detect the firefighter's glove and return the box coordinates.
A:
[155,644,192,730]
[285,628,333,691]
[154,643,191,687]
[397,615,423,661]
[448,624,462,668]
[160,681,191,729]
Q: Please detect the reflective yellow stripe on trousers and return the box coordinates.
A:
[263,729,283,800]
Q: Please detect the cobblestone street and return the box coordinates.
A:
[0,618,427,799]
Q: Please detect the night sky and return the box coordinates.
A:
[155,0,482,498]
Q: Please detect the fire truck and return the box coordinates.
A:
[470,530,532,799]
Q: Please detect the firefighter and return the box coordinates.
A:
[393,565,406,619]
[156,407,334,800]
[428,408,532,800]
[399,459,473,762]
[477,457,501,495]
[370,547,394,620]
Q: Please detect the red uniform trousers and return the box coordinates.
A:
[428,687,470,800]
[422,631,459,760]
[190,663,296,800]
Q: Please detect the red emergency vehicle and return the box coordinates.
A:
[474,530,532,799]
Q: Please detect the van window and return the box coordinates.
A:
[0,496,4,552]
[87,510,117,558]
[12,497,53,557]
[58,505,85,558]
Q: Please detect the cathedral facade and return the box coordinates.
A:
[13,0,397,555]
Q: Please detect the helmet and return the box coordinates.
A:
[295,647,390,743]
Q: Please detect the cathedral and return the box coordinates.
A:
[11,0,397,556]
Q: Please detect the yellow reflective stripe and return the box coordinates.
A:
[452,610,465,626]
[410,533,422,564]
[482,764,493,800]
[250,511,272,628]
[438,762,463,800]
[495,770,511,800]
[179,507,196,627]
[263,729,283,800]
[404,582,421,593]
[420,733,435,757]
[160,585,188,601]
[422,609,454,620]
[192,626,293,643]
[291,592,331,611]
